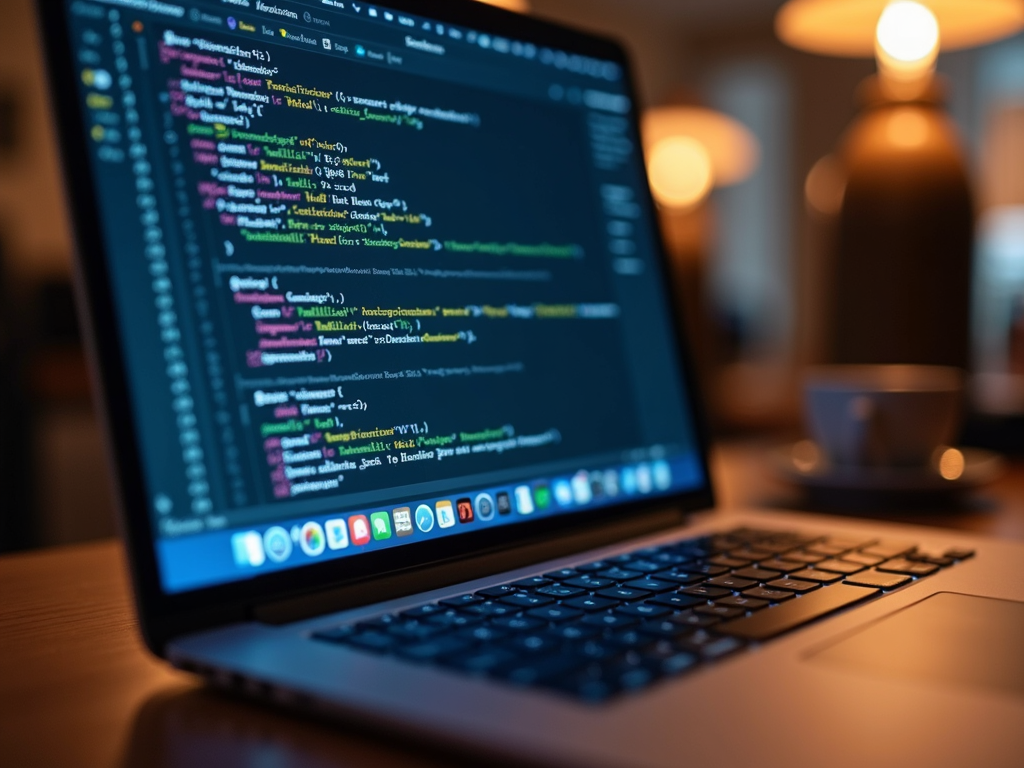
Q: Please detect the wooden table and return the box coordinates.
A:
[3,443,1023,768]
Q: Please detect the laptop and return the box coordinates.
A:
[39,0,1024,765]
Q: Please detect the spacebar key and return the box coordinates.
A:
[717,584,880,641]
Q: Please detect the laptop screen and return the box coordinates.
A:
[58,0,705,593]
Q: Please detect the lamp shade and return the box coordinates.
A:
[776,0,1024,56]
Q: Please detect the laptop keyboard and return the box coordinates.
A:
[312,527,973,702]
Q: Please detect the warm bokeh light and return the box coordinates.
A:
[792,439,823,473]
[647,137,714,210]
[642,107,760,190]
[474,0,530,12]
[776,0,1024,57]
[874,1,939,93]
[938,447,965,480]
[876,1,940,64]
[886,107,930,148]
[805,154,846,215]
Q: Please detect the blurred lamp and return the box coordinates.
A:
[777,0,1024,370]
[641,107,759,210]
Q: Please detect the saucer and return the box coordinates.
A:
[770,441,1005,501]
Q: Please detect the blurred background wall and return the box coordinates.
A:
[0,0,1021,551]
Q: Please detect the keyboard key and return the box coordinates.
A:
[386,620,445,641]
[424,610,484,629]
[564,576,617,590]
[814,559,867,575]
[398,636,471,662]
[400,604,444,618]
[499,593,554,609]
[718,583,879,640]
[843,569,912,590]
[606,628,655,649]
[597,567,644,581]
[841,551,885,566]
[511,576,552,589]
[742,587,795,602]
[641,618,693,638]
[716,595,768,611]
[782,550,825,565]
[463,600,518,616]
[536,584,586,599]
[759,558,805,573]
[504,632,562,655]
[877,558,940,577]
[346,630,398,653]
[790,568,844,584]
[439,594,483,609]
[489,615,544,632]
[582,612,638,630]
[695,604,745,620]
[699,636,745,660]
[620,559,664,573]
[667,610,721,629]
[689,563,729,577]
[456,625,508,643]
[648,592,704,610]
[574,560,612,572]
[767,578,820,594]
[708,555,752,568]
[442,647,518,673]
[730,567,782,582]
[806,543,849,557]
[527,605,584,623]
[494,654,583,685]
[570,638,620,660]
[659,652,699,675]
[682,585,731,599]
[623,578,676,593]
[706,574,758,591]
[477,585,518,598]
[564,595,620,612]
[548,623,600,642]
[729,546,774,561]
[615,602,671,619]
[652,569,705,585]
[861,541,915,559]
[597,586,652,602]
[312,625,356,643]
[942,548,974,561]
[544,568,580,580]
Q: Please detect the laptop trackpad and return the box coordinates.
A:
[809,592,1024,698]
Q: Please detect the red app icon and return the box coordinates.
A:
[349,515,371,545]
[456,497,474,523]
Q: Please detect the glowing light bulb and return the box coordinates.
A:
[875,1,940,97]
[647,136,714,210]
[876,1,940,63]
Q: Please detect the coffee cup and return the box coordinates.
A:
[803,365,964,468]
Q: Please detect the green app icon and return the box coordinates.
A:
[534,484,551,510]
[369,511,392,540]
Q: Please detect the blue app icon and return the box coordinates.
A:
[415,503,435,533]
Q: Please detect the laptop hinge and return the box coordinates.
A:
[253,507,683,625]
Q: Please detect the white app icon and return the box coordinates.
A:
[231,531,265,567]
[263,526,292,562]
[325,518,349,550]
[415,504,435,532]
[553,479,573,506]
[514,485,534,515]
[571,471,592,505]
[636,463,653,494]
[653,460,672,491]
[436,500,456,528]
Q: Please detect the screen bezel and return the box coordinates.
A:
[38,0,716,654]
